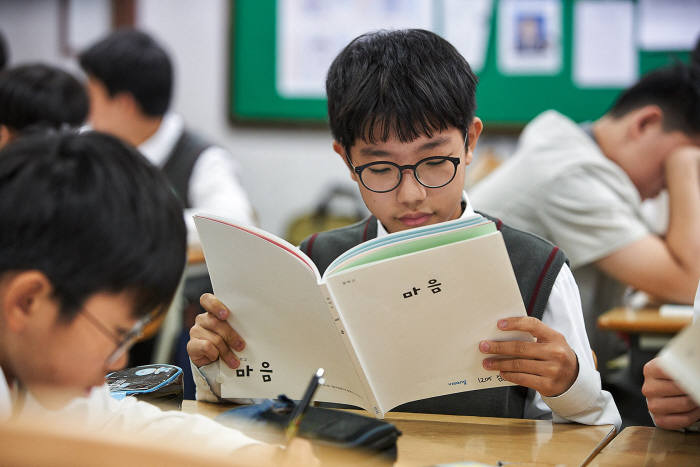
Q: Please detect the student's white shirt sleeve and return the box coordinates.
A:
[192,359,258,405]
[44,385,260,452]
[523,264,622,430]
[185,146,256,246]
[192,359,222,402]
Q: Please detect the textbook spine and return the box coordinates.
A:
[319,282,383,418]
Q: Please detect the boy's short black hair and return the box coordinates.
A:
[0,131,186,321]
[326,29,478,154]
[0,64,88,133]
[79,29,172,117]
[609,38,700,135]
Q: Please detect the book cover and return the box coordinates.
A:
[194,214,531,417]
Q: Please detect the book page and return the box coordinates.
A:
[194,215,368,407]
[657,282,700,405]
[657,320,700,406]
[328,221,495,274]
[325,231,532,413]
[325,214,485,273]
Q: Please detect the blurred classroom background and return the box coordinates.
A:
[2,0,694,237]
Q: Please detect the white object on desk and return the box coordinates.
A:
[659,304,694,318]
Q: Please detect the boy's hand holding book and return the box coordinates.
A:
[479,316,579,397]
[188,293,245,369]
[643,357,700,430]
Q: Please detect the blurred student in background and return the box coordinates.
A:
[78,28,256,245]
[0,63,88,148]
[470,40,700,380]
[79,29,257,369]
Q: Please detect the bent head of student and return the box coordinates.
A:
[0,64,88,148]
[326,29,482,233]
[0,131,186,407]
[78,28,172,136]
[598,38,700,199]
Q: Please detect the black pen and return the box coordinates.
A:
[285,368,325,441]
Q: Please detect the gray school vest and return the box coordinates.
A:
[161,129,211,208]
[300,212,568,419]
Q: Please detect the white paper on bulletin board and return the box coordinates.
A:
[573,0,637,88]
[277,0,433,98]
[497,0,562,75]
[638,0,700,51]
[443,0,493,73]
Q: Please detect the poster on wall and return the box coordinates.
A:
[443,0,493,73]
[277,0,433,98]
[573,0,636,88]
[637,0,700,51]
[497,0,561,75]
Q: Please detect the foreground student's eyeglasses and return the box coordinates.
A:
[80,309,155,366]
[346,132,469,193]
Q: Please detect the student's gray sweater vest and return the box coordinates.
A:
[161,129,211,208]
[299,212,568,419]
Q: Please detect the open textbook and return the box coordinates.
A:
[194,213,532,418]
[657,282,700,406]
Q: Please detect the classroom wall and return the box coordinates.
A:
[0,0,517,236]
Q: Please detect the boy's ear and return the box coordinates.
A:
[333,141,358,181]
[114,91,141,117]
[628,105,663,141]
[1,271,56,333]
[465,117,484,166]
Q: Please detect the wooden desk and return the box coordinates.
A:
[588,426,700,466]
[182,401,616,466]
[0,420,244,467]
[598,307,692,383]
[598,307,691,334]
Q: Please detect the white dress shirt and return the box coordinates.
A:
[139,114,256,245]
[0,367,259,451]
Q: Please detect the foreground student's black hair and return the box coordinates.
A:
[0,131,186,321]
[609,37,700,135]
[326,29,478,154]
[79,28,172,116]
[0,64,88,132]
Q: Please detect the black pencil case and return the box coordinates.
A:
[106,364,184,410]
[216,395,401,464]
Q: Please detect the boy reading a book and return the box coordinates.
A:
[0,132,316,465]
[188,29,620,429]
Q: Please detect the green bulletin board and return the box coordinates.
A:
[229,0,690,127]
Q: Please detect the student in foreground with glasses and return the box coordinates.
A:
[187,29,620,430]
[0,132,316,466]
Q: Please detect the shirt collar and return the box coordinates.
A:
[376,191,476,238]
[0,367,11,422]
[138,113,184,168]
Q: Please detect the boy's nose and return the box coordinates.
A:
[396,168,427,205]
